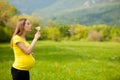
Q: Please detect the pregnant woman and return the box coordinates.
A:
[10,18,40,80]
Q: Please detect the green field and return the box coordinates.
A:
[0,41,120,80]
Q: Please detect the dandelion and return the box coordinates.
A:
[35,26,41,32]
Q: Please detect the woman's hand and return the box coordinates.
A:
[34,31,41,40]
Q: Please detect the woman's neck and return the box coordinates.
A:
[21,31,27,40]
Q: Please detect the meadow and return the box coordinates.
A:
[0,41,120,80]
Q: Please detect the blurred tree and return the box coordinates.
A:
[69,24,88,40]
[0,1,17,26]
[0,26,10,42]
[57,23,70,38]
[87,30,102,41]
[46,27,62,41]
[110,27,120,42]
[48,19,55,27]
[91,24,111,41]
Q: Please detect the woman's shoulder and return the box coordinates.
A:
[12,35,22,41]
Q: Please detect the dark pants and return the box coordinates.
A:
[11,67,30,80]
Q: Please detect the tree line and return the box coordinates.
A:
[0,1,120,42]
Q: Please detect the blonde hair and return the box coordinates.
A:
[10,18,27,47]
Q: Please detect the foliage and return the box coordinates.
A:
[0,1,17,26]
[56,23,70,39]
[1,20,120,42]
[87,30,102,41]
[0,26,11,42]
[69,24,88,40]
[46,27,62,41]
[0,1,17,42]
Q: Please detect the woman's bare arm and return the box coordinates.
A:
[17,32,40,55]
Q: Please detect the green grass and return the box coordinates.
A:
[0,41,120,80]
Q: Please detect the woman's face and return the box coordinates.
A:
[24,20,32,32]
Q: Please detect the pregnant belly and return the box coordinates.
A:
[13,56,35,70]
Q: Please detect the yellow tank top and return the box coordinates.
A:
[12,35,35,70]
